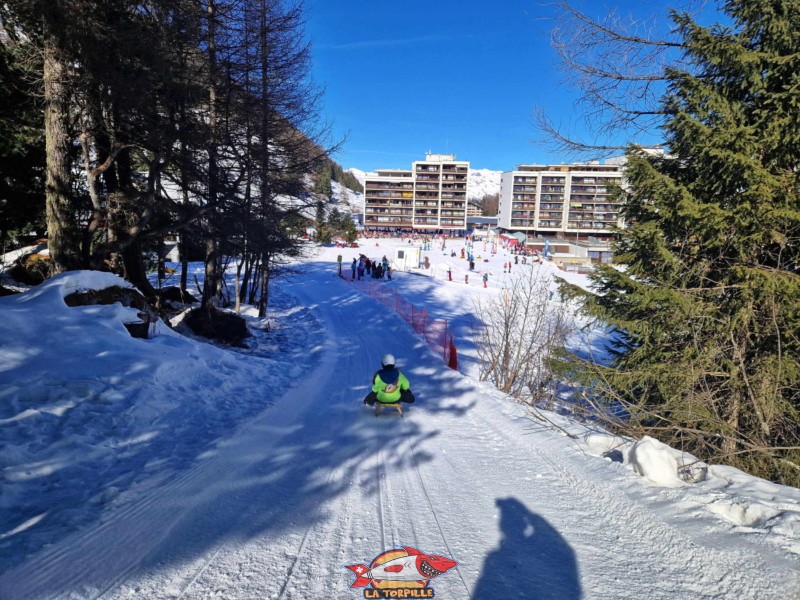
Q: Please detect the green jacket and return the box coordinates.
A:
[372,367,410,404]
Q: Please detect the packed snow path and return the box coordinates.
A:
[1,260,798,599]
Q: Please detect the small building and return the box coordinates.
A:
[393,246,421,272]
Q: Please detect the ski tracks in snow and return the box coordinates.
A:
[442,394,799,599]
[3,264,799,599]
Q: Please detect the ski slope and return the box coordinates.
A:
[1,242,799,599]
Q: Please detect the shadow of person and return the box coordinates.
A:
[472,497,582,599]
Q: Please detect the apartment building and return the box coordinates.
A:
[497,160,623,242]
[363,153,469,232]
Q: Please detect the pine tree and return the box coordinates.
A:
[561,0,800,485]
[0,35,45,245]
[314,163,332,198]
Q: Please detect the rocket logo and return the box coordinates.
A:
[346,546,457,597]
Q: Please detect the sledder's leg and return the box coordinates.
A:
[401,389,415,404]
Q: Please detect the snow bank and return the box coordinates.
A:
[0,268,324,567]
[627,436,686,487]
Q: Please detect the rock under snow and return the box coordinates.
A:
[627,436,686,487]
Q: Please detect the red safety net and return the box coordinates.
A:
[351,280,458,369]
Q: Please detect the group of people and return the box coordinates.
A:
[353,255,392,281]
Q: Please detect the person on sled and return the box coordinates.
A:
[364,354,415,406]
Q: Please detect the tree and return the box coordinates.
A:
[559,0,800,486]
[314,163,332,198]
[39,0,82,273]
[536,1,699,159]
[3,0,211,284]
[0,32,45,246]
[330,161,362,194]
[325,207,357,243]
[478,194,499,217]
[474,268,571,405]
[244,0,334,317]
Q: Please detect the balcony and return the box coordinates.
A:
[368,216,413,225]
[365,183,413,190]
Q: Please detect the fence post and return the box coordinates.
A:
[448,334,458,370]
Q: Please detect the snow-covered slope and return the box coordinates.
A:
[467,168,502,200]
[332,179,363,213]
[1,242,799,599]
[348,167,369,190]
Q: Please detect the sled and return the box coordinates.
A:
[375,402,403,417]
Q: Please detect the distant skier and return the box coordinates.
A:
[364,354,415,407]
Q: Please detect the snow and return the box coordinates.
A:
[627,436,687,488]
[466,168,502,201]
[332,179,363,213]
[1,238,799,599]
[347,166,369,189]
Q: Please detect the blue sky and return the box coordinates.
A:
[304,1,714,173]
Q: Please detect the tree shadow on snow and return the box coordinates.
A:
[473,498,582,599]
[0,260,491,598]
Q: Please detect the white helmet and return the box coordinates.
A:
[381,354,396,368]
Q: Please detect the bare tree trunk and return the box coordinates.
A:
[43,28,79,273]
[202,0,221,309]
[723,390,741,455]
[122,241,156,296]
[258,253,270,317]
[248,255,261,305]
[240,253,252,304]
[179,236,189,294]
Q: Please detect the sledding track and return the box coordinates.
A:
[1,262,798,599]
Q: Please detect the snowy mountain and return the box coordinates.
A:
[332,179,363,213]
[348,167,368,190]
[467,168,502,200]
[348,167,502,202]
[1,241,799,599]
